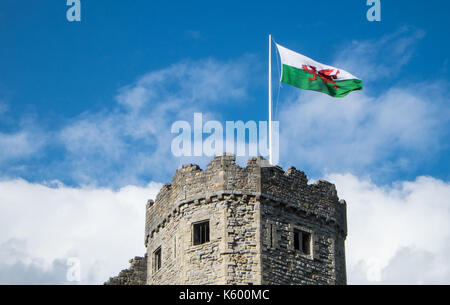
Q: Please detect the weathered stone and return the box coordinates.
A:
[107,154,347,285]
[104,256,147,285]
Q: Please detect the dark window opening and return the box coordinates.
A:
[302,231,311,255]
[193,221,210,245]
[269,224,273,248]
[154,247,161,272]
[294,229,312,255]
[294,230,300,250]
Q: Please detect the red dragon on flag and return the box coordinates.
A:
[302,64,340,89]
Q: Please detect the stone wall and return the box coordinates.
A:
[145,154,261,248]
[147,193,261,285]
[259,165,347,284]
[142,154,347,285]
[260,198,345,284]
[104,256,147,285]
[106,154,347,285]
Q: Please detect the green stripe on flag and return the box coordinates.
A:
[281,64,363,98]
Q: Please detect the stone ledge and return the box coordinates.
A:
[146,191,347,245]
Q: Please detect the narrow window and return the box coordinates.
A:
[269,223,273,248]
[154,247,161,272]
[294,230,300,251]
[193,220,210,245]
[294,229,312,255]
[302,231,311,255]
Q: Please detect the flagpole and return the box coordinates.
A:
[268,34,273,165]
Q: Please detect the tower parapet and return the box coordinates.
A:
[141,154,347,285]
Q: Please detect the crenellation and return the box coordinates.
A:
[110,154,347,285]
[105,256,147,285]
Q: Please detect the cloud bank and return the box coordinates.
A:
[328,174,450,284]
[0,179,161,284]
[0,174,448,284]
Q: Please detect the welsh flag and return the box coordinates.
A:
[275,43,363,98]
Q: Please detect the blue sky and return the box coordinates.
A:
[0,1,449,284]
[1,0,449,186]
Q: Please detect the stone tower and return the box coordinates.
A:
[106,154,347,285]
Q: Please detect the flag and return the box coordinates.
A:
[275,43,363,97]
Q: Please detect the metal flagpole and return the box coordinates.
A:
[268,34,273,165]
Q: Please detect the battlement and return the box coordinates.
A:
[108,154,348,285]
[104,256,147,285]
[145,154,346,247]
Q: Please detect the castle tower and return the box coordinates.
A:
[143,154,347,285]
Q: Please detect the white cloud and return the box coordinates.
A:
[0,131,45,163]
[279,83,447,176]
[0,100,47,165]
[1,174,448,284]
[0,239,69,285]
[115,57,252,112]
[0,179,162,284]
[59,57,258,186]
[327,173,450,284]
[279,27,448,177]
[334,26,425,82]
